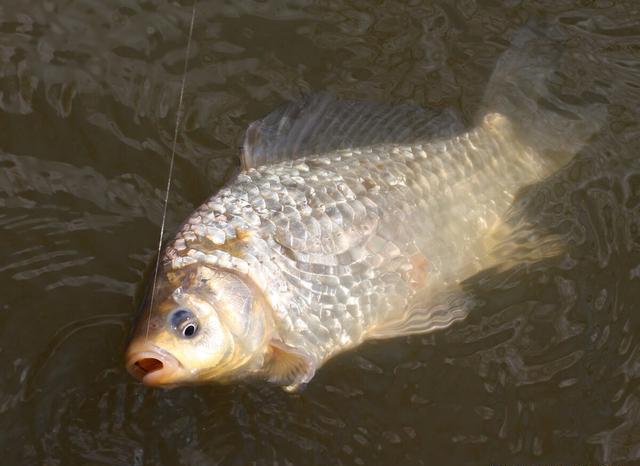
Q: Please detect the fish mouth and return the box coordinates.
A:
[126,344,182,387]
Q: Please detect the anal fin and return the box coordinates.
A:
[483,212,568,271]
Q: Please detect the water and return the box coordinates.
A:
[1,0,640,464]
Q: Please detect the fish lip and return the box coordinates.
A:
[125,344,182,387]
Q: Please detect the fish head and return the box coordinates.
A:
[125,263,271,387]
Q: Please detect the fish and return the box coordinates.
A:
[125,25,603,391]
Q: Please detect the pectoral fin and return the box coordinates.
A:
[264,340,316,392]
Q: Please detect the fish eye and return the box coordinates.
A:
[169,309,199,339]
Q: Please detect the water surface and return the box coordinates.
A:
[1,1,640,464]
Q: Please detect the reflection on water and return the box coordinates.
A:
[1,1,640,464]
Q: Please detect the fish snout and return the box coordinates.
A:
[126,346,181,386]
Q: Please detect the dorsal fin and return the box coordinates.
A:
[241,93,464,169]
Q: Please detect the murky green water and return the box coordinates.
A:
[1,0,640,464]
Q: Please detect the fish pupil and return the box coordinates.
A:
[183,323,197,337]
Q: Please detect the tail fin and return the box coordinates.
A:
[480,21,606,162]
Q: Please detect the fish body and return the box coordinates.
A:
[126,27,603,390]
[166,114,543,364]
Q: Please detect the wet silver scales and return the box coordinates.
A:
[162,112,552,369]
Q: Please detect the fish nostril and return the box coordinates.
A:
[135,358,164,374]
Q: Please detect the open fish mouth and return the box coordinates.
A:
[126,345,181,386]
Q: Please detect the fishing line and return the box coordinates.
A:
[145,0,198,341]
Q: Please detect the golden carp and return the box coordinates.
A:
[126,27,603,391]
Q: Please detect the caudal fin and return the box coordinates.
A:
[480,21,606,163]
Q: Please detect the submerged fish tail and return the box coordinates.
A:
[480,21,605,170]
